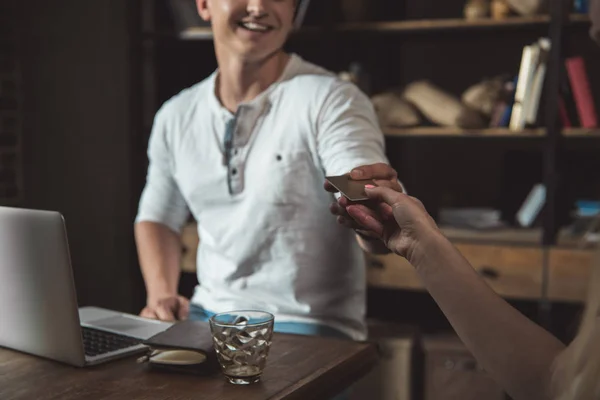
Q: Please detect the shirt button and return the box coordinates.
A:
[231,168,238,175]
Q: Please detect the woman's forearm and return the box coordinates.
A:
[409,232,565,400]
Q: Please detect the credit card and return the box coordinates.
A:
[326,175,375,201]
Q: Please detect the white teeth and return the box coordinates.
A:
[241,22,270,32]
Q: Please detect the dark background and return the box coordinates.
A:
[4,0,599,335]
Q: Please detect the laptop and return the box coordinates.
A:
[0,206,173,367]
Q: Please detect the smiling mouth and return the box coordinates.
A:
[237,21,274,33]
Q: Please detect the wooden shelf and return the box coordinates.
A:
[151,14,590,40]
[178,27,212,40]
[384,127,543,137]
[439,226,587,248]
[563,128,600,137]
[367,242,594,302]
[337,14,590,33]
[367,243,547,300]
[441,226,541,245]
[367,227,594,301]
[383,127,600,138]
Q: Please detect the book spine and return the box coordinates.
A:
[565,57,598,128]
[510,45,539,131]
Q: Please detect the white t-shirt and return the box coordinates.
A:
[135,53,388,340]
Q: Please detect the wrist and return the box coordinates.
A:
[404,226,448,269]
[146,284,177,305]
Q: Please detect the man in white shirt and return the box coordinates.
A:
[134,0,399,341]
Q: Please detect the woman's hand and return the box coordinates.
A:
[325,163,403,237]
[345,185,440,261]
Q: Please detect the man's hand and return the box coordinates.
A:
[324,163,404,254]
[140,295,190,322]
[324,163,403,234]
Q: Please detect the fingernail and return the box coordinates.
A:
[351,169,364,178]
[365,184,375,189]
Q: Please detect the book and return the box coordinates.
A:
[510,43,540,131]
[497,76,518,128]
[525,38,551,126]
[516,184,546,228]
[560,62,581,126]
[565,56,598,128]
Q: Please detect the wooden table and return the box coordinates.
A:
[0,333,378,400]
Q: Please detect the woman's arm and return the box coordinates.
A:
[346,186,566,400]
[412,230,565,400]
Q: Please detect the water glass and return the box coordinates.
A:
[209,310,274,384]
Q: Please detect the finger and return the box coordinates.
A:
[139,307,158,320]
[324,180,339,193]
[337,215,361,230]
[364,185,405,208]
[329,202,347,217]
[373,178,403,193]
[177,298,190,320]
[334,198,366,219]
[346,205,385,237]
[377,202,395,220]
[355,228,379,239]
[350,163,397,181]
[155,304,176,321]
[178,308,189,321]
[340,192,390,223]
[345,203,382,224]
[338,196,359,208]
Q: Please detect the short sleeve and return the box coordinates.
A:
[135,107,190,234]
[316,80,389,176]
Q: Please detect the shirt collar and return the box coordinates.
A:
[207,53,300,121]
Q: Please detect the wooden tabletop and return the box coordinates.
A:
[0,332,378,400]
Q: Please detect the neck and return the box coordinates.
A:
[215,49,289,113]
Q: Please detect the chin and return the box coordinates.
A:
[236,42,286,62]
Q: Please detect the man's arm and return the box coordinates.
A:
[135,221,184,317]
[135,106,191,320]
[316,80,394,254]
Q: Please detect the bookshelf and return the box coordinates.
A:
[383,127,600,137]
[148,13,591,40]
[439,225,584,247]
[134,0,599,353]
[336,13,590,33]
[135,0,599,256]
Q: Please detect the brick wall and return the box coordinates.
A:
[0,0,21,205]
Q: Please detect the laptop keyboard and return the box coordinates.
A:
[82,326,142,357]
